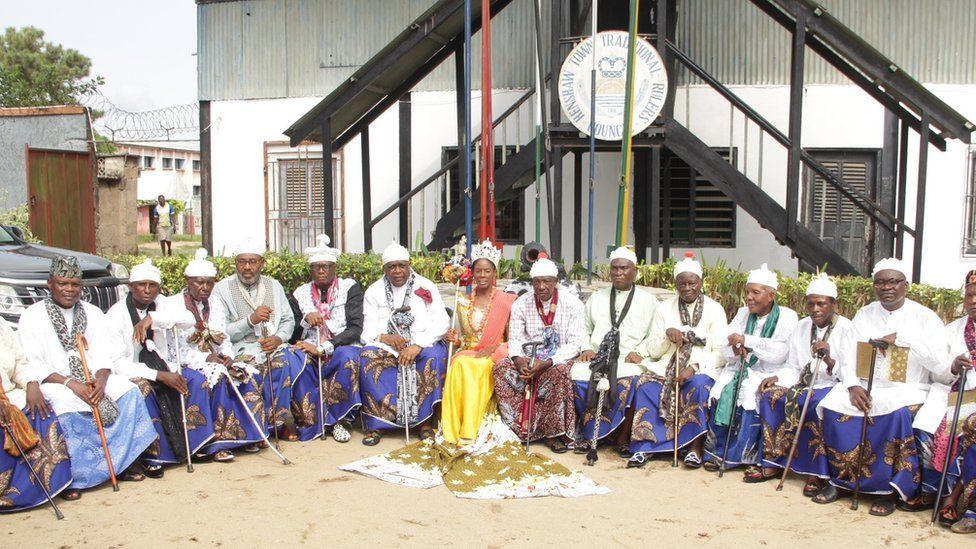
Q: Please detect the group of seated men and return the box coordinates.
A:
[0,235,973,534]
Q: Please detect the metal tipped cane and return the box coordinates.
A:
[521,341,544,452]
[718,352,748,478]
[931,361,970,525]
[851,339,884,510]
[776,351,826,491]
[171,327,194,473]
[672,352,689,468]
[225,370,291,465]
[260,325,281,450]
[316,329,327,441]
[586,374,609,466]
[391,310,413,445]
[1,422,64,519]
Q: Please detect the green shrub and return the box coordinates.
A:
[112,251,964,322]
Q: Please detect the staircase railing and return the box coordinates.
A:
[365,78,546,243]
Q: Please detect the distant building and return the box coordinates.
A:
[115,141,201,235]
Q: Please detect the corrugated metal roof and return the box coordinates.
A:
[676,0,976,85]
[198,0,548,101]
[198,0,976,101]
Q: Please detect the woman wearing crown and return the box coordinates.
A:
[441,239,517,445]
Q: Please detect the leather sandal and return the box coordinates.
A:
[896,494,935,512]
[548,438,569,454]
[362,431,382,446]
[802,477,824,497]
[939,505,960,528]
[870,497,897,517]
[627,453,649,469]
[143,463,165,479]
[812,484,840,505]
[742,466,776,483]
[213,450,235,462]
[60,489,82,501]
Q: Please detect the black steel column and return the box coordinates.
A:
[552,147,563,260]
[912,113,930,283]
[573,151,582,264]
[785,10,806,245]
[398,95,411,246]
[877,110,898,265]
[895,120,909,258]
[321,117,335,242]
[633,148,648,262]
[649,148,661,263]
[361,127,372,251]
[199,101,213,253]
[661,149,671,259]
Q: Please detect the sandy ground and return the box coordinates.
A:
[4,431,956,548]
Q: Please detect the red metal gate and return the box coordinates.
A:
[26,146,97,253]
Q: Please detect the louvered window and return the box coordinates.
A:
[279,159,325,217]
[660,148,737,247]
[801,149,880,274]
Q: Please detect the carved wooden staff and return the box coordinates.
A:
[260,324,281,450]
[316,328,327,441]
[520,341,544,452]
[76,334,119,492]
[718,352,747,478]
[851,339,884,511]
[776,351,826,491]
[931,362,972,525]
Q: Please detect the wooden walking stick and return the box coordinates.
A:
[851,339,884,511]
[672,352,688,468]
[1,421,64,519]
[260,325,281,450]
[170,328,194,473]
[776,351,826,491]
[316,328,327,441]
[76,334,119,492]
[931,363,973,525]
[718,352,747,478]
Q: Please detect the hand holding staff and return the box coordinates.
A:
[520,341,544,452]
[260,324,281,450]
[1,420,64,519]
[719,352,747,478]
[931,361,971,525]
[76,334,119,492]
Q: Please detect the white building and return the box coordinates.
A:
[196,0,975,288]
[115,141,202,233]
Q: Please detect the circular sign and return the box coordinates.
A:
[558,31,669,141]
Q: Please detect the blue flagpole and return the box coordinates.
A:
[463,0,473,257]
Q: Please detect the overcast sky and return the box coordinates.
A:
[4,0,198,111]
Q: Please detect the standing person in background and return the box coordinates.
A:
[152,195,176,257]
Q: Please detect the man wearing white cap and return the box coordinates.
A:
[628,252,729,469]
[105,259,215,477]
[705,263,798,472]
[359,241,449,446]
[18,256,157,499]
[291,235,363,443]
[214,239,300,441]
[751,273,855,493]
[493,255,585,452]
[569,246,657,457]
[815,258,950,516]
[166,249,267,461]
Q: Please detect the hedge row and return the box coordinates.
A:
[112,252,964,323]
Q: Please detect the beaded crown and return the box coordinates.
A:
[471,239,501,268]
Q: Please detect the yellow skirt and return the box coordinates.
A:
[440,354,494,445]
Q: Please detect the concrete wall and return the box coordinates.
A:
[208,83,976,288]
[0,111,90,208]
[95,155,139,256]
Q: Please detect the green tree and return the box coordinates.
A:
[0,26,104,107]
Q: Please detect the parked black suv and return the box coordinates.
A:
[0,225,128,326]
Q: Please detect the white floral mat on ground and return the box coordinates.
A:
[339,413,611,499]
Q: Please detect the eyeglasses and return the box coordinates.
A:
[235,258,262,267]
[873,277,906,288]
